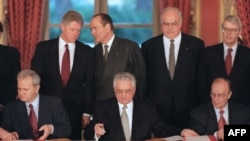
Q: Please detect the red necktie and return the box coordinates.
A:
[225,48,233,75]
[218,110,227,129]
[61,44,70,86]
[29,104,39,139]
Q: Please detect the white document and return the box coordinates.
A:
[163,135,211,141]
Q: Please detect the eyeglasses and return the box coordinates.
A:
[222,27,239,33]
[115,89,133,95]
[161,21,180,27]
[210,93,227,98]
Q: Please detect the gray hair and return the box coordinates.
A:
[113,72,136,88]
[222,15,242,30]
[161,7,183,21]
[62,10,83,26]
[17,69,40,86]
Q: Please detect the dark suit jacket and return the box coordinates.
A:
[1,95,71,139]
[141,33,204,128]
[95,36,146,102]
[189,102,250,135]
[84,98,182,141]
[31,38,95,139]
[0,45,20,105]
[198,44,250,108]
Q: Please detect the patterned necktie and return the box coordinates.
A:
[121,105,130,141]
[218,110,227,129]
[225,48,233,75]
[104,45,109,62]
[29,104,39,139]
[169,39,175,80]
[61,44,70,86]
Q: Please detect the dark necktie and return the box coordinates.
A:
[29,104,39,139]
[121,105,130,141]
[218,110,227,129]
[104,45,109,62]
[169,39,175,80]
[225,48,233,75]
[61,44,70,86]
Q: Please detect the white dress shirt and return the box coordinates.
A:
[26,95,39,120]
[58,36,75,73]
[163,33,181,66]
[102,35,115,55]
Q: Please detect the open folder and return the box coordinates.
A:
[163,135,211,141]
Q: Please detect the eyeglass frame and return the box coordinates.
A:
[222,27,239,33]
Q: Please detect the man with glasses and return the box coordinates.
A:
[84,72,198,141]
[141,7,205,129]
[189,77,250,140]
[198,15,250,109]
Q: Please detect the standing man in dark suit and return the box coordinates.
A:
[31,10,95,140]
[84,72,198,141]
[90,13,146,102]
[190,77,250,140]
[0,21,21,116]
[141,7,205,128]
[198,15,250,108]
[1,69,71,140]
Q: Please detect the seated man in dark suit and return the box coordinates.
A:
[84,72,198,141]
[1,69,71,140]
[190,77,250,140]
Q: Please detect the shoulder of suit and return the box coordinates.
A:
[4,99,23,110]
[191,103,210,114]
[142,34,163,44]
[0,44,18,53]
[229,102,249,112]
[39,95,61,103]
[36,38,59,48]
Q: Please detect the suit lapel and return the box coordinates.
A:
[156,35,171,79]
[228,102,239,124]
[38,95,45,127]
[207,104,219,132]
[66,42,81,86]
[17,100,34,137]
[50,39,63,85]
[108,100,125,139]
[131,102,142,139]
[230,45,242,77]
[101,38,120,86]
[95,44,105,85]
[174,34,188,79]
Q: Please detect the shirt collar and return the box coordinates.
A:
[25,94,39,110]
[103,34,115,47]
[59,36,75,49]
[118,100,133,113]
[163,32,181,43]
[213,103,229,115]
[223,42,238,53]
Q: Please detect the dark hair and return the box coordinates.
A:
[92,13,114,30]
[0,21,3,32]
